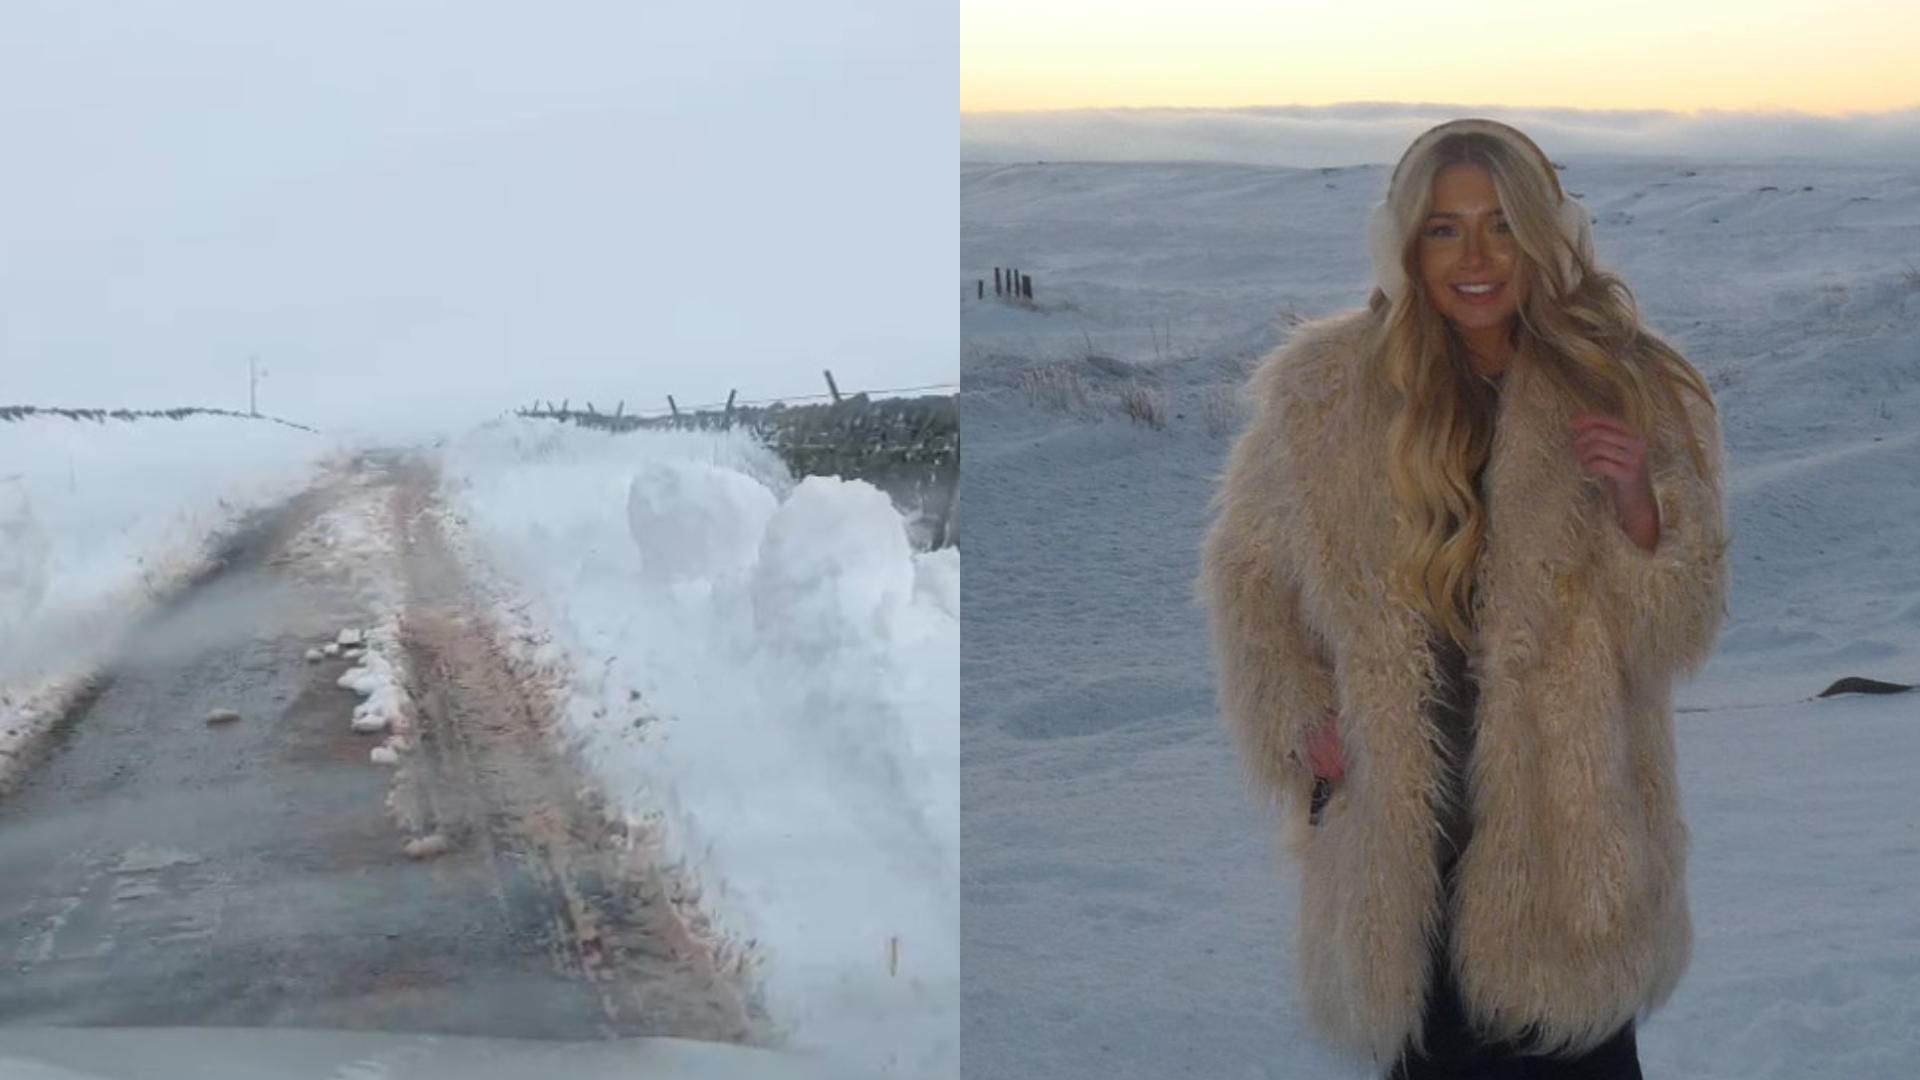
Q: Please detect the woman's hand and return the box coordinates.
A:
[1305,710,1347,780]
[1569,414,1661,551]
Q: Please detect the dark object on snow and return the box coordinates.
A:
[204,708,242,725]
[1817,676,1915,698]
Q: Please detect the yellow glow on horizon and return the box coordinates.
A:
[963,0,1920,115]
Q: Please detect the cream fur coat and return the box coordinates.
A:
[1199,308,1731,1066]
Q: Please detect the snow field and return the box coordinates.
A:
[439,419,958,1079]
[961,157,1920,1079]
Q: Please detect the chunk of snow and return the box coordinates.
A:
[403,834,449,860]
[204,708,241,725]
[303,648,323,663]
[337,665,382,695]
[336,628,364,647]
[626,459,778,583]
[369,746,399,766]
[751,476,914,653]
[323,643,341,658]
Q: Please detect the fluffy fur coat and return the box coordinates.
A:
[1198,308,1731,1067]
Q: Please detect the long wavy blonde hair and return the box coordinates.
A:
[1366,129,1716,646]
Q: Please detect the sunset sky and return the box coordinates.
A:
[962,0,1918,115]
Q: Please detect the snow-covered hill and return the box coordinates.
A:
[961,157,1920,1080]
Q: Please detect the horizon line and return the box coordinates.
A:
[961,101,1920,119]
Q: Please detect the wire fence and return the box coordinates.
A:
[515,374,959,549]
[516,377,959,424]
[0,404,318,433]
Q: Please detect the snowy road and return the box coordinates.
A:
[0,454,760,1044]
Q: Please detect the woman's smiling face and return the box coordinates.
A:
[1419,162,1528,364]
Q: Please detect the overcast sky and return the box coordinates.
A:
[961,103,1920,168]
[0,1,954,432]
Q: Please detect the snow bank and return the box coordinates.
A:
[439,419,958,1078]
[0,416,328,771]
[752,479,916,654]
[627,459,780,582]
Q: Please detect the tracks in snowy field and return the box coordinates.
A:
[0,452,762,1044]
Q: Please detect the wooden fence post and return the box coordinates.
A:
[725,389,738,429]
[1023,274,1033,300]
[824,369,842,404]
[977,279,984,300]
[994,268,1002,296]
[668,395,679,420]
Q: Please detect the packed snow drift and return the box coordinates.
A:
[440,419,959,1078]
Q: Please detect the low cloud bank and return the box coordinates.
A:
[962,102,1920,167]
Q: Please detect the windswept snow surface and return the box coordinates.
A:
[962,158,1920,1079]
[440,420,959,1079]
[0,416,328,770]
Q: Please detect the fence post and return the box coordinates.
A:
[824,369,842,404]
[668,395,679,420]
[1023,274,1033,300]
[725,389,738,429]
[994,268,1002,296]
[614,400,624,418]
[977,279,984,299]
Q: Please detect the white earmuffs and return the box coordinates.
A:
[1367,119,1595,303]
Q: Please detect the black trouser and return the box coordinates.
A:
[1388,855,1644,1080]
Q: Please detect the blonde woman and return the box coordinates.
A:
[1199,119,1730,1079]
